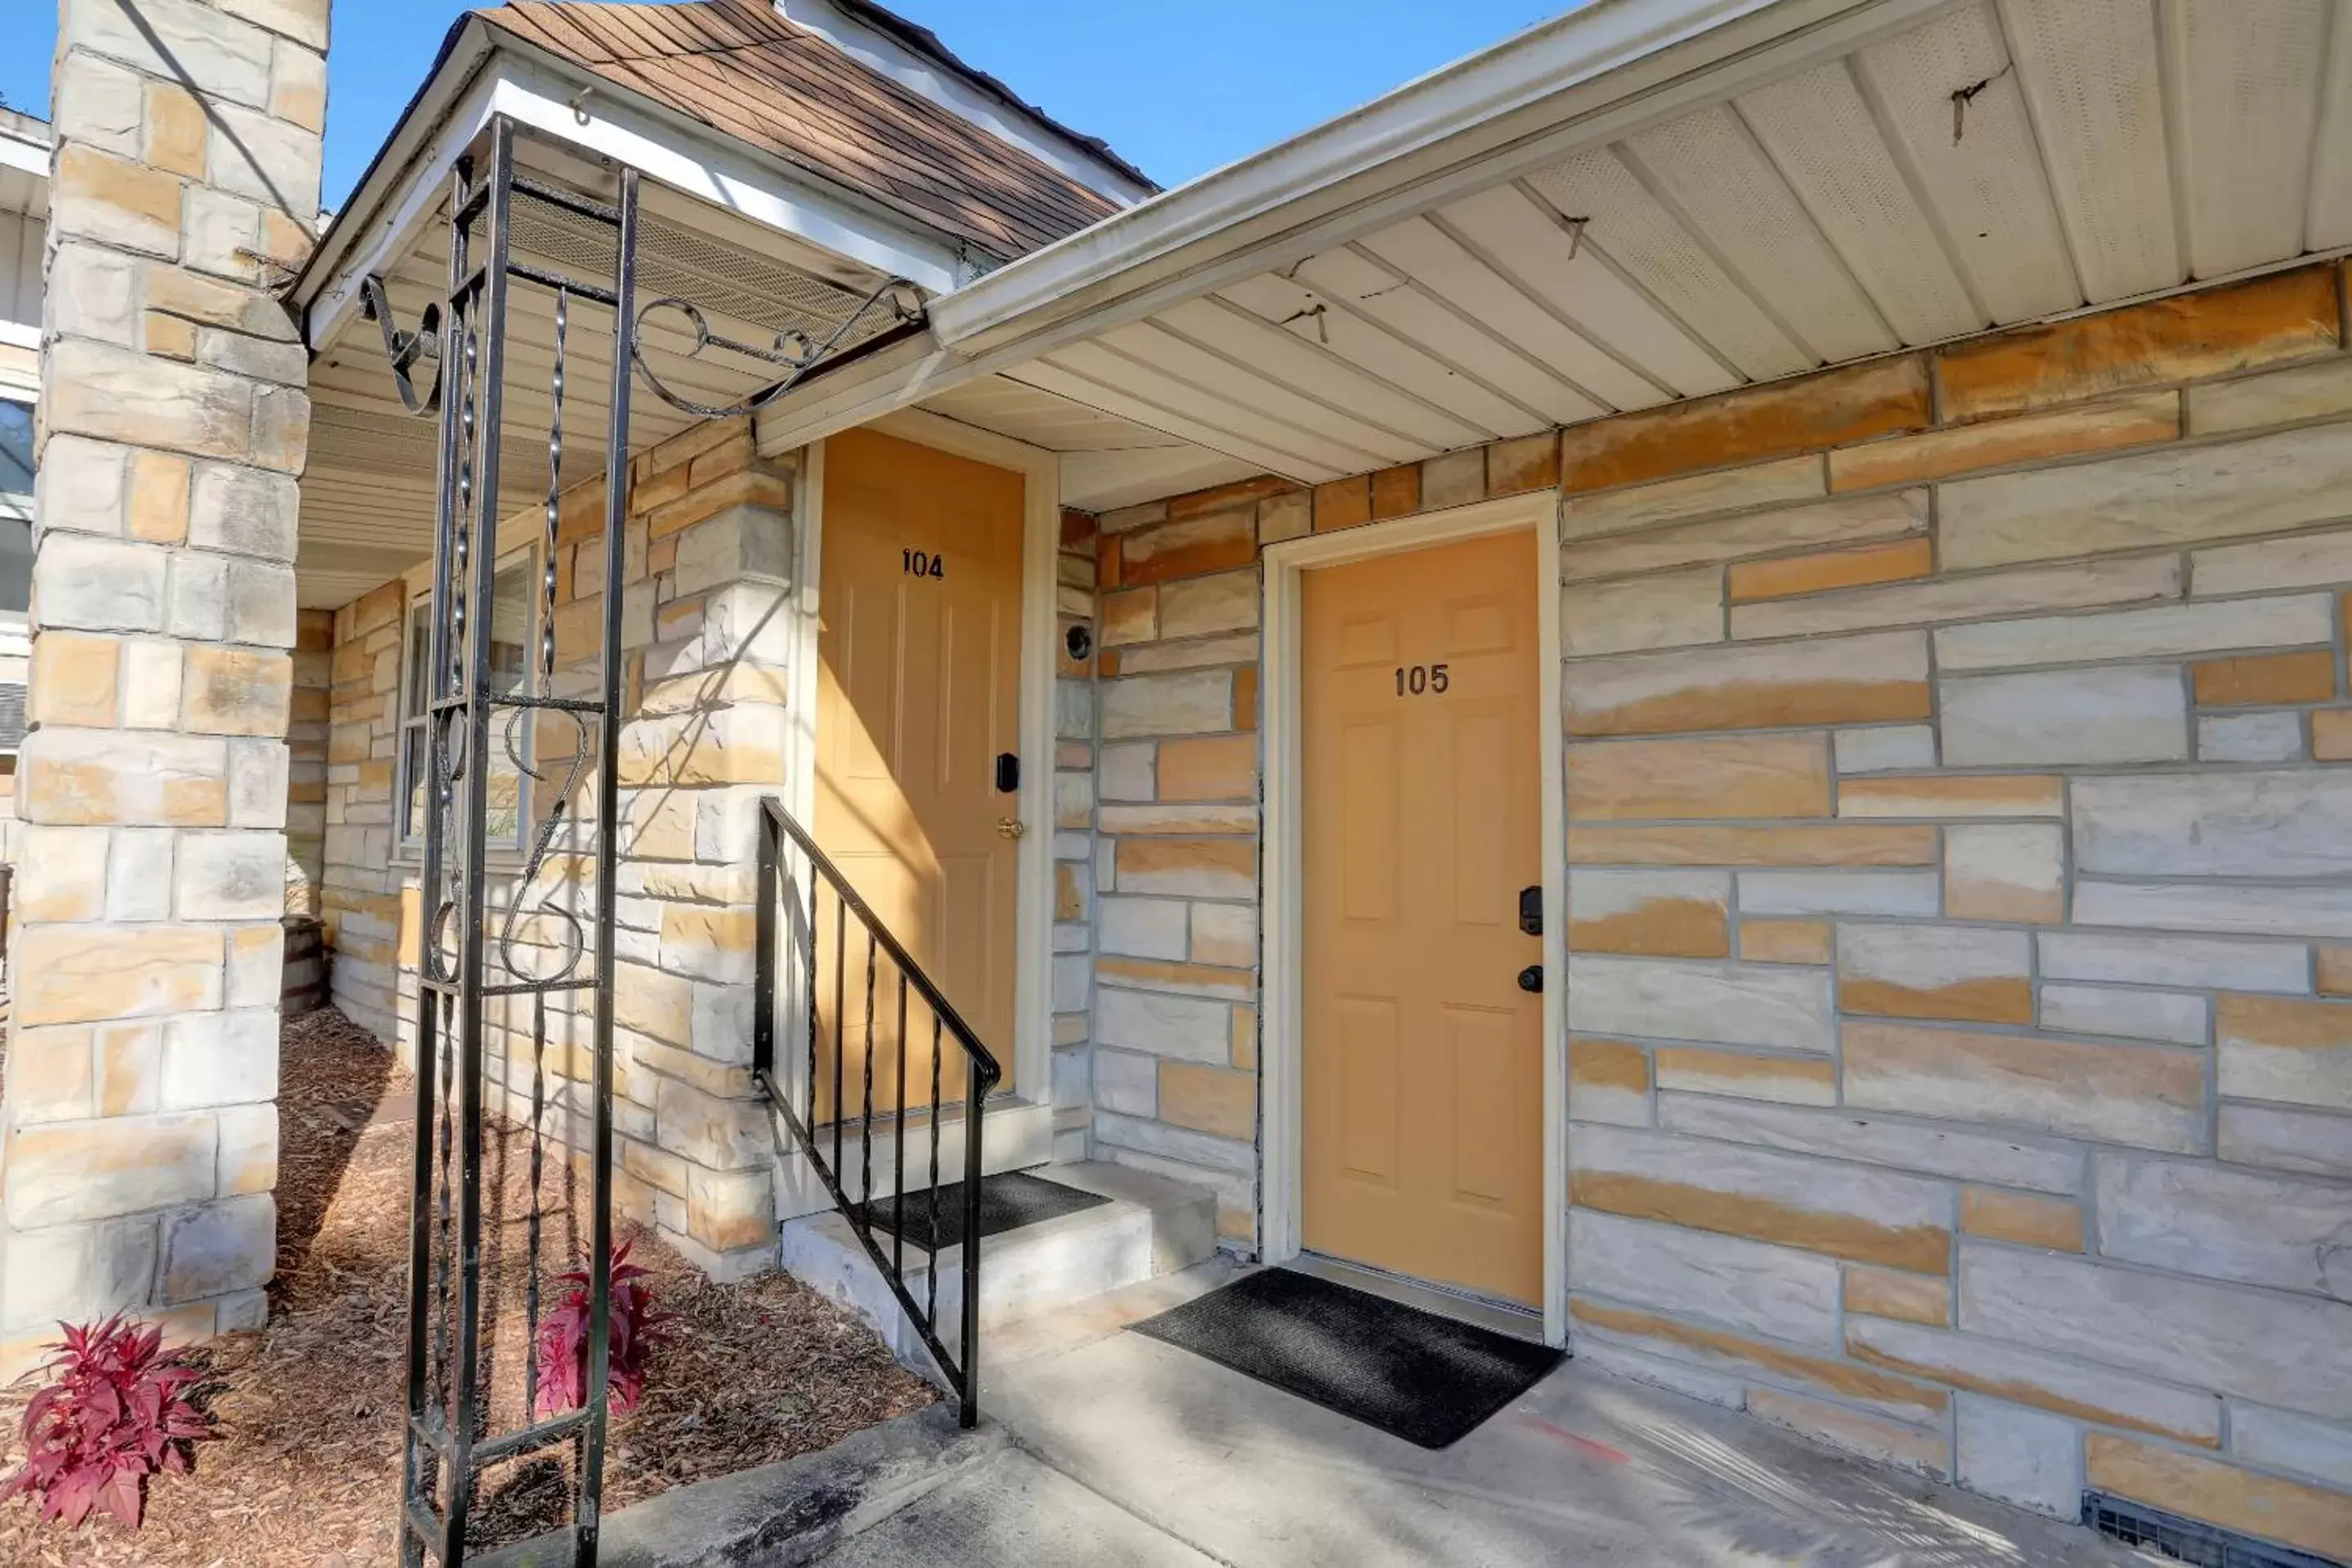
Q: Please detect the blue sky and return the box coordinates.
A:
[3,2,1560,207]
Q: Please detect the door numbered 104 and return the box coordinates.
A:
[1393,662,1450,696]
[902,547,946,578]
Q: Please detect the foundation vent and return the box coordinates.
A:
[2081,1492,2343,1568]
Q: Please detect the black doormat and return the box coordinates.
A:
[850,1170,1109,1249]
[1130,1267,1565,1449]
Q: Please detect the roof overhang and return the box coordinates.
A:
[747,0,1942,451]
[290,14,977,358]
[749,0,2352,482]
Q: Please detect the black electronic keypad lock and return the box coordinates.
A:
[1518,885,1543,936]
[995,752,1020,794]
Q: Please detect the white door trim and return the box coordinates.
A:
[788,409,1060,1136]
[1259,489,1568,1347]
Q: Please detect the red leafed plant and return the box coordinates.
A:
[0,1317,214,1531]
[533,1241,668,1418]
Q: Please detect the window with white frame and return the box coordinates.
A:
[396,544,538,855]
[0,394,32,611]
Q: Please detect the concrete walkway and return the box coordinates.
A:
[812,1261,2151,1568]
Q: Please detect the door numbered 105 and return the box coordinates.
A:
[1393,662,1450,696]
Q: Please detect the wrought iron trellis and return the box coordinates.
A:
[392,117,634,1567]
[374,113,927,1566]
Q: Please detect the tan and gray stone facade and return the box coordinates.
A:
[1075,262,2352,1553]
[0,0,327,1375]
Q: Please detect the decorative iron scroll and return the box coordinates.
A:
[360,274,445,416]
[630,277,922,418]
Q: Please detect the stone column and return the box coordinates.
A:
[0,0,327,1373]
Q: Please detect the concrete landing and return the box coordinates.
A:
[949,1263,2150,1568]
[814,1447,1221,1568]
[779,1161,1218,1381]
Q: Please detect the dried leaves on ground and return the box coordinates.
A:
[0,1006,934,1566]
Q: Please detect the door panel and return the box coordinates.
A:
[813,428,1024,1118]
[1301,529,1543,1306]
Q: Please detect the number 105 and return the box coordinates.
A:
[1394,663,1450,696]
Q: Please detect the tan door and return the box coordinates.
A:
[1300,529,1544,1306]
[813,427,1024,1117]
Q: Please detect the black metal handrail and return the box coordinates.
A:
[752,797,1004,1427]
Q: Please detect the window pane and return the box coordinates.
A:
[402,724,428,841]
[487,553,534,849]
[0,399,31,499]
[490,554,531,697]
[404,607,431,719]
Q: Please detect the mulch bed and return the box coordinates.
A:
[0,1006,935,1566]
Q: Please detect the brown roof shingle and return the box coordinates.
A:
[476,0,1129,262]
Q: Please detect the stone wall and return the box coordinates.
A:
[321,415,795,1279]
[284,605,329,918]
[1085,262,2352,1552]
[0,0,327,1375]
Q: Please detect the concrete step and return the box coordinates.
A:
[780,1161,1219,1385]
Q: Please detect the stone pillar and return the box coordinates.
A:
[0,0,327,1373]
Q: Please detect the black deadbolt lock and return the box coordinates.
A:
[1518,884,1543,936]
[994,752,1020,794]
[1065,622,1094,661]
[1517,965,1543,994]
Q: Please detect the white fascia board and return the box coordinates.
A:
[484,47,969,292]
[927,0,1942,354]
[300,39,502,353]
[0,134,46,181]
[301,35,970,354]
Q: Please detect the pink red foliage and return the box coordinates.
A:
[533,1241,668,1418]
[0,1318,213,1531]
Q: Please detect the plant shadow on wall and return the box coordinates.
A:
[0,1007,936,1565]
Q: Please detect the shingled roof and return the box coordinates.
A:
[476,0,1131,262]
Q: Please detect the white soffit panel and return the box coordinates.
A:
[1736,58,1985,343]
[2309,0,2352,251]
[1853,1,2077,324]
[1095,319,1431,468]
[1405,191,1727,399]
[1621,104,1900,362]
[1060,446,1257,513]
[1521,149,1812,382]
[1997,0,2181,299]
[1013,354,1344,484]
[1221,271,1548,441]
[1046,336,1385,476]
[1149,297,1491,455]
[916,376,1181,453]
[1292,246,1606,428]
[2163,0,2330,278]
[1353,214,1667,410]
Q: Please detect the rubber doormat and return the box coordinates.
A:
[852,1170,1109,1249]
[1131,1267,1565,1449]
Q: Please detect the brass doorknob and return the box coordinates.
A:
[997,818,1027,840]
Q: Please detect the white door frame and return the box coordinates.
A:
[782,409,1060,1171]
[1258,489,1569,1346]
